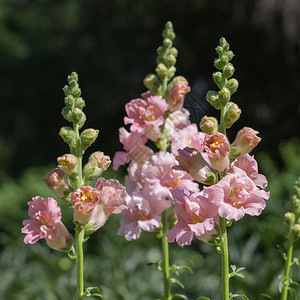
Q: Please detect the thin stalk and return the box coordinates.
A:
[220,106,227,135]
[220,218,230,300]
[75,226,85,300]
[281,238,294,300]
[161,210,171,300]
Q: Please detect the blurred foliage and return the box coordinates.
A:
[0,138,299,299]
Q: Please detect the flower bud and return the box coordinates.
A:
[206,90,222,109]
[83,151,111,182]
[226,78,239,95]
[166,54,176,67]
[220,37,229,51]
[292,224,300,239]
[285,212,295,224]
[57,154,78,177]
[157,46,168,57]
[80,128,99,151]
[143,73,161,92]
[68,72,78,83]
[75,97,85,109]
[168,47,178,57]
[64,95,75,108]
[231,127,261,156]
[72,108,86,126]
[223,63,235,79]
[163,38,172,48]
[156,63,168,80]
[167,66,176,79]
[169,76,189,87]
[225,50,234,61]
[167,83,190,113]
[59,126,76,147]
[213,72,226,89]
[200,116,218,135]
[61,107,73,122]
[218,87,231,106]
[223,102,241,129]
[42,168,71,199]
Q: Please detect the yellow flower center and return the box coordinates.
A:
[210,138,223,152]
[81,192,98,203]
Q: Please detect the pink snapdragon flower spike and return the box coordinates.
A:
[231,127,261,156]
[165,189,218,247]
[124,95,169,136]
[71,186,100,225]
[174,147,216,185]
[230,153,268,189]
[118,184,170,241]
[141,151,199,198]
[167,83,191,113]
[204,167,270,221]
[113,127,153,170]
[171,124,205,155]
[204,132,230,174]
[22,196,72,251]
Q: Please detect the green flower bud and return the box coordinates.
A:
[61,107,73,122]
[168,47,178,57]
[143,73,161,92]
[68,72,78,83]
[62,85,72,96]
[218,87,231,106]
[220,55,229,65]
[80,128,99,151]
[156,63,168,80]
[166,54,176,67]
[224,102,241,129]
[206,90,222,109]
[64,95,75,108]
[214,58,224,70]
[69,80,77,88]
[72,108,85,125]
[200,116,218,135]
[293,224,300,238]
[72,87,81,98]
[285,212,295,224]
[213,72,226,89]
[225,51,234,61]
[157,46,167,58]
[226,78,239,95]
[163,22,175,40]
[215,46,223,55]
[75,97,85,109]
[59,127,76,147]
[167,66,176,80]
[163,38,172,48]
[220,37,229,51]
[223,63,235,79]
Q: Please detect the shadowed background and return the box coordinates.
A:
[0,0,299,299]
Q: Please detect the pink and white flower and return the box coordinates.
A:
[124,95,169,137]
[118,184,170,241]
[165,189,218,247]
[204,167,270,221]
[204,132,230,173]
[167,83,190,113]
[230,153,268,189]
[22,196,72,251]
[113,127,153,170]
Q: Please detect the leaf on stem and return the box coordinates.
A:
[83,286,103,298]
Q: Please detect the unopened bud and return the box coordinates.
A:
[156,63,168,80]
[157,46,167,57]
[206,90,222,109]
[293,224,300,238]
[225,51,234,61]
[43,168,71,199]
[167,66,176,79]
[200,116,218,135]
[285,212,295,224]
[143,73,161,92]
[224,102,241,129]
[213,72,226,89]
[75,97,85,109]
[166,54,176,67]
[163,38,172,48]
[80,128,99,151]
[61,107,73,122]
[57,154,78,177]
[168,47,178,57]
[64,95,75,108]
[59,127,76,147]
[83,151,111,181]
[223,63,235,79]
[226,78,239,95]
[72,108,85,124]
[219,87,231,106]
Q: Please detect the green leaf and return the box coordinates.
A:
[83,286,103,298]
[261,294,273,299]
[172,293,189,300]
[170,277,184,288]
[229,293,249,300]
[196,297,211,300]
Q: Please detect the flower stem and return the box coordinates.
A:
[161,210,171,300]
[281,237,294,300]
[75,226,85,300]
[220,218,230,300]
[220,107,227,135]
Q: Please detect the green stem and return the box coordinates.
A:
[161,210,171,300]
[220,106,226,135]
[281,237,294,300]
[75,226,85,300]
[74,123,83,186]
[220,218,230,300]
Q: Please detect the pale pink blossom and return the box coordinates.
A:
[204,132,230,173]
[231,127,261,156]
[174,147,215,185]
[118,184,170,240]
[170,123,205,155]
[204,167,270,221]
[141,151,199,198]
[165,189,218,247]
[167,84,190,113]
[230,154,268,189]
[113,127,153,170]
[71,186,100,225]
[124,95,169,134]
[22,196,72,251]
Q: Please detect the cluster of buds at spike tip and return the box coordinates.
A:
[283,178,300,240]
[83,151,111,183]
[206,38,239,110]
[143,21,178,96]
